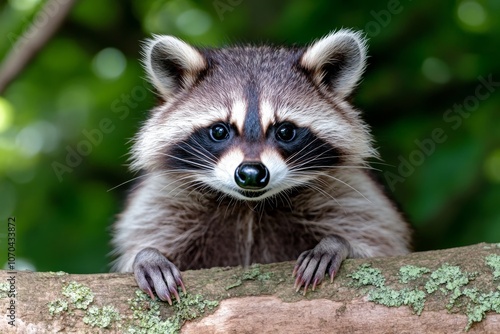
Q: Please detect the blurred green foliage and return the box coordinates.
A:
[0,0,499,273]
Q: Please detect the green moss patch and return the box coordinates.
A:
[83,305,121,328]
[462,288,500,330]
[424,264,475,295]
[348,263,385,288]
[399,265,430,283]
[45,279,220,333]
[348,259,500,331]
[348,263,426,315]
[62,281,94,310]
[48,299,68,316]
[225,264,272,290]
[485,254,500,280]
[126,290,219,334]
[424,264,477,309]
[47,281,120,330]
[369,286,427,315]
[0,282,9,298]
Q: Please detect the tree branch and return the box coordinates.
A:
[1,243,500,333]
[0,0,77,94]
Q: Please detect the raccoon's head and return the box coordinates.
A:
[132,30,377,201]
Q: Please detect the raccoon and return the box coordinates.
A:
[111,30,411,304]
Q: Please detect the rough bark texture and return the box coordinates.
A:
[1,243,500,333]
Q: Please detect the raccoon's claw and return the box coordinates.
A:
[293,249,332,295]
[133,247,185,305]
[293,235,351,295]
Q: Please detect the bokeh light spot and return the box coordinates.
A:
[92,48,127,80]
[8,0,41,11]
[484,149,500,183]
[457,1,487,27]
[422,57,451,84]
[176,9,212,36]
[15,124,44,157]
[0,97,14,133]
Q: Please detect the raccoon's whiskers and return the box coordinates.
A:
[288,173,339,202]
[363,160,395,168]
[180,138,237,183]
[285,137,325,164]
[292,164,381,173]
[108,170,188,193]
[160,174,203,196]
[221,197,233,219]
[159,153,213,170]
[107,173,151,192]
[318,172,372,204]
[219,193,243,219]
[186,181,212,198]
[287,142,382,174]
[178,140,218,165]
[280,192,294,210]
[307,181,346,212]
[334,165,381,172]
[152,169,207,195]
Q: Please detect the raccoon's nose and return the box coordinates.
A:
[235,162,269,190]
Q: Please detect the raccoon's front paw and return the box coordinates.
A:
[133,247,186,305]
[293,235,351,294]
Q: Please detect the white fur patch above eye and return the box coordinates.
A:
[230,100,247,134]
[260,100,276,133]
[300,29,368,98]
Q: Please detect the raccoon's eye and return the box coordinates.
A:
[276,123,296,142]
[210,123,229,141]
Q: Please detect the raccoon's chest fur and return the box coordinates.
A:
[170,192,320,270]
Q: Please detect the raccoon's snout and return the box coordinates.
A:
[234,162,269,190]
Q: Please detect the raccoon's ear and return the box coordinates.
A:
[142,35,207,100]
[300,30,367,98]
